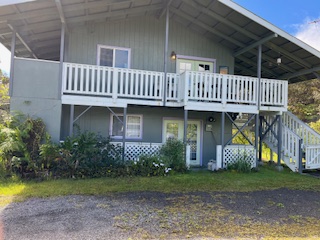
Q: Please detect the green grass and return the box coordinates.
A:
[1,164,320,206]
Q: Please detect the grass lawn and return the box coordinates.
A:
[2,164,320,239]
[1,164,320,206]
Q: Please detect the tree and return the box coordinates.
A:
[0,70,9,123]
[288,79,320,123]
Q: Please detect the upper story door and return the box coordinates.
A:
[176,58,215,74]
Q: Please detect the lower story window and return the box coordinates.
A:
[111,114,142,139]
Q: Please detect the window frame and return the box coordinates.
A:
[110,114,143,139]
[97,44,131,68]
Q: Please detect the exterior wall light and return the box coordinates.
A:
[170,51,176,60]
[277,57,282,65]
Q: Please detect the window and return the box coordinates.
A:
[110,114,142,139]
[97,45,131,68]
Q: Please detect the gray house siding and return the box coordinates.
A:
[67,16,234,73]
[10,58,62,142]
[61,105,232,166]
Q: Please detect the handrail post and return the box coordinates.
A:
[298,139,303,174]
[221,75,227,107]
[112,68,118,102]
[184,71,189,106]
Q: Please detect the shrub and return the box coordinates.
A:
[128,155,170,177]
[227,152,252,173]
[0,114,46,178]
[160,138,187,173]
[40,132,124,179]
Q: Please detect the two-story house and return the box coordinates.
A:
[1,0,320,171]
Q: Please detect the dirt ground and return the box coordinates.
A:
[1,188,320,239]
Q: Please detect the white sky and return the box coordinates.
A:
[0,0,35,7]
[0,44,10,75]
[294,20,320,52]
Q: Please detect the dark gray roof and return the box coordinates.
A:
[1,0,320,83]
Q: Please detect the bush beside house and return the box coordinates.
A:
[0,114,188,179]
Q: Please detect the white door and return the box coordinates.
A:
[163,120,201,166]
[177,59,214,74]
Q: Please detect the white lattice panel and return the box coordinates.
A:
[112,142,162,160]
[224,145,256,168]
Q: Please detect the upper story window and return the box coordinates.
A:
[97,45,131,68]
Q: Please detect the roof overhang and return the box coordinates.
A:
[0,0,320,83]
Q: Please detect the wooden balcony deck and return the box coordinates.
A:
[62,62,288,113]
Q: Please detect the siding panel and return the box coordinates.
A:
[68,16,234,73]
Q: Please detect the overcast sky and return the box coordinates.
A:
[1,0,320,74]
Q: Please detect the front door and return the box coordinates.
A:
[177,59,214,74]
[163,119,201,166]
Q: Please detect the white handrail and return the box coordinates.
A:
[263,114,300,172]
[283,111,320,145]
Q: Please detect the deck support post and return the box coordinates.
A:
[258,115,263,163]
[163,6,169,106]
[257,44,262,109]
[122,107,127,161]
[184,109,188,163]
[277,114,283,168]
[58,23,65,99]
[9,29,16,97]
[69,104,74,136]
[298,139,303,174]
[221,112,225,168]
[255,114,259,165]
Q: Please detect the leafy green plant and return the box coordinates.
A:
[128,155,170,177]
[227,151,252,173]
[0,114,46,178]
[40,132,124,179]
[160,138,187,173]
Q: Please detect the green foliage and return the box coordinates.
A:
[160,138,187,173]
[0,70,10,123]
[128,155,169,177]
[231,129,253,145]
[0,114,46,178]
[40,132,124,179]
[309,120,320,134]
[288,79,320,123]
[227,152,252,173]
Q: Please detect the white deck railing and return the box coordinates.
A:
[263,114,301,172]
[282,111,320,169]
[62,62,288,111]
[62,63,179,101]
[180,71,287,107]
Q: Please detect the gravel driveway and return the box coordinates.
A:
[1,189,320,239]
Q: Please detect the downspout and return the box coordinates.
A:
[9,30,16,97]
[59,23,65,99]
[163,6,169,106]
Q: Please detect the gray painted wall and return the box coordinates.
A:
[61,105,232,166]
[10,58,62,142]
[67,16,234,74]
